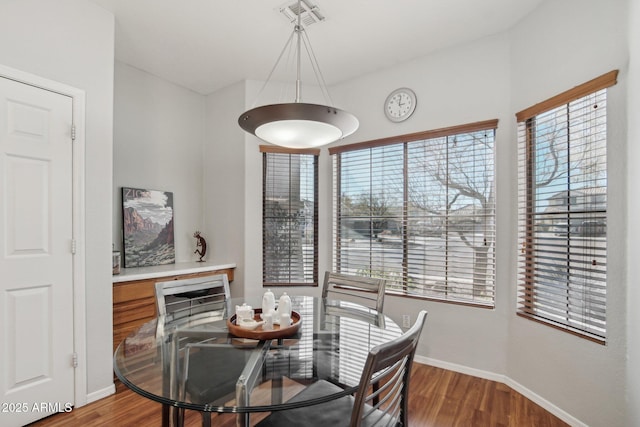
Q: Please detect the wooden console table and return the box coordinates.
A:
[112,262,236,353]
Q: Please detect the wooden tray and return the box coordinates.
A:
[227,309,301,340]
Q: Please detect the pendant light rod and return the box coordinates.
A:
[296,23,302,102]
[295,0,304,103]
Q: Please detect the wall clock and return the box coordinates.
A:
[384,88,417,122]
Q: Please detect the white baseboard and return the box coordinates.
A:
[84,383,116,406]
[414,356,585,427]
[502,377,586,427]
[415,355,507,383]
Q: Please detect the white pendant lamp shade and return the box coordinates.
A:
[238,102,359,148]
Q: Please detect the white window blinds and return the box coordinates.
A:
[331,120,497,307]
[262,146,318,286]
[516,71,617,343]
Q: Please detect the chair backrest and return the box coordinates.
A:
[350,310,427,427]
[155,273,231,320]
[322,271,386,313]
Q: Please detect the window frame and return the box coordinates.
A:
[329,120,498,307]
[515,70,618,344]
[261,145,319,287]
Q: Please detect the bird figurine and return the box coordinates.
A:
[193,231,207,262]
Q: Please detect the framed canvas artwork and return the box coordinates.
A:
[122,187,175,268]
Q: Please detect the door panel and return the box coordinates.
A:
[6,155,50,254]
[6,285,52,388]
[0,76,74,426]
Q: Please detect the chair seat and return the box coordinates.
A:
[258,310,428,427]
[255,380,397,427]
[154,273,234,426]
[185,347,251,405]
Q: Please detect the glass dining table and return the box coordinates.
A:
[113,295,402,427]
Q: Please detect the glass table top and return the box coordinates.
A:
[113,295,402,415]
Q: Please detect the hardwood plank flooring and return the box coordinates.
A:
[28,364,570,427]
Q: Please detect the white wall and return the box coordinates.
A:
[113,62,206,262]
[0,0,115,396]
[627,0,640,425]
[508,1,628,426]
[202,81,247,297]
[240,81,261,298]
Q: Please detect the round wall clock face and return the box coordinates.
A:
[384,88,417,122]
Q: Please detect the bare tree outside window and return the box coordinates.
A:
[407,132,495,300]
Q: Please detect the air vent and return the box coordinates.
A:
[279,0,325,27]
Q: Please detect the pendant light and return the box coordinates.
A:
[238,0,358,148]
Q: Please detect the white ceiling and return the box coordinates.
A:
[88,0,544,95]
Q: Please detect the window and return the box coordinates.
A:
[262,146,318,286]
[516,70,618,343]
[330,120,497,307]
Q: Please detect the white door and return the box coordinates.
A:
[0,76,75,426]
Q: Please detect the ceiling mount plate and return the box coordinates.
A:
[279,0,325,28]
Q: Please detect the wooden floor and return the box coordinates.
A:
[29,364,569,427]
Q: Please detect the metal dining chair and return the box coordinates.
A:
[155,273,242,427]
[256,310,428,427]
[322,271,386,313]
[155,273,231,320]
